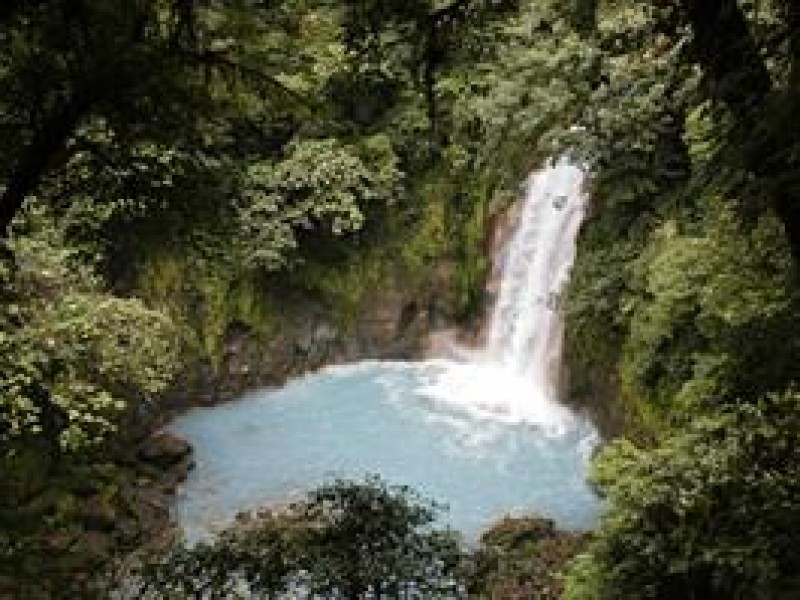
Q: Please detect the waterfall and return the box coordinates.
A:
[486,157,588,398]
[168,158,600,545]
[417,158,588,434]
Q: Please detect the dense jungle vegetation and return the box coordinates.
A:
[2,0,800,597]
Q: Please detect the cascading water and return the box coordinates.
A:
[416,158,588,435]
[487,158,587,380]
[169,159,599,542]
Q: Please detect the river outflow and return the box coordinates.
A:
[170,159,600,541]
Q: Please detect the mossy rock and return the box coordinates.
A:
[81,495,118,532]
[468,516,588,600]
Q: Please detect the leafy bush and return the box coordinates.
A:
[137,478,462,599]
[564,390,800,600]
[619,204,798,424]
[0,236,179,453]
[237,137,403,270]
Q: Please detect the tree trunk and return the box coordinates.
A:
[0,92,90,238]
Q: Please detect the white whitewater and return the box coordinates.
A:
[487,158,588,389]
[418,158,589,435]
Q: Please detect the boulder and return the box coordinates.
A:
[43,530,76,552]
[137,432,191,470]
[121,487,170,534]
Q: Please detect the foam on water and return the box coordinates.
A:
[414,359,574,435]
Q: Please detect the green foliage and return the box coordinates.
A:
[0,0,529,387]
[0,235,179,453]
[296,478,461,597]
[558,4,800,597]
[138,516,295,598]
[2,0,799,596]
[564,390,800,599]
[238,137,403,270]
[442,4,599,179]
[137,477,462,599]
[563,0,800,433]
[295,248,392,328]
[621,206,797,420]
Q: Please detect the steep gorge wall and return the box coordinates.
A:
[164,260,465,408]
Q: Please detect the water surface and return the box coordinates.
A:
[170,360,599,542]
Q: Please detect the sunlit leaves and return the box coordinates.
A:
[0,236,179,453]
[237,137,403,269]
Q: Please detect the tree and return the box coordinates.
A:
[674,0,800,262]
[680,0,771,113]
[237,137,403,270]
[564,391,800,599]
[136,478,463,599]
[0,0,305,240]
[338,0,520,156]
[0,233,179,454]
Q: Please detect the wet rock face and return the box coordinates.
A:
[170,266,463,408]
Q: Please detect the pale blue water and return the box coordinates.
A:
[169,360,600,542]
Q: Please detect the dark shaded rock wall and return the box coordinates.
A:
[163,263,462,409]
